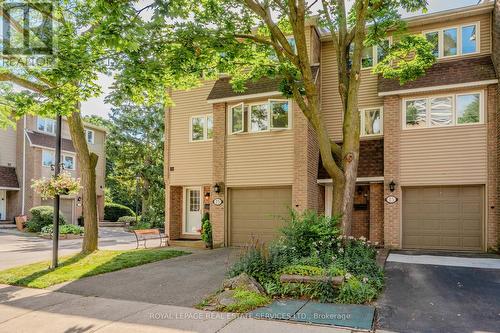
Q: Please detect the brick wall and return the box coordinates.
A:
[211,102,226,247]
[352,185,370,239]
[369,183,384,245]
[487,84,498,249]
[167,186,182,239]
[292,102,320,211]
[383,96,401,248]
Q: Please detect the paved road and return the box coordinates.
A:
[0,228,139,270]
[376,253,500,333]
[52,247,240,307]
[0,284,350,333]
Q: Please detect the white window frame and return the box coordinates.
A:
[423,22,480,59]
[41,150,77,170]
[360,107,383,137]
[361,37,392,70]
[189,114,213,142]
[402,90,484,130]
[269,99,292,130]
[248,102,270,133]
[85,129,95,144]
[229,103,244,134]
[37,117,56,135]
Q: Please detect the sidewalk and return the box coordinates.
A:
[0,284,352,333]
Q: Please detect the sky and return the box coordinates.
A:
[79,0,482,119]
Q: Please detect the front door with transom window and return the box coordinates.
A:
[184,187,202,235]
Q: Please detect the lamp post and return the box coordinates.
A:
[51,114,62,269]
[135,175,140,223]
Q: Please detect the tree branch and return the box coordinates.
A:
[0,72,48,93]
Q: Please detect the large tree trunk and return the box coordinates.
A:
[67,106,99,253]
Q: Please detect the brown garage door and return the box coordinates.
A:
[403,185,483,251]
[229,187,292,246]
[42,199,75,224]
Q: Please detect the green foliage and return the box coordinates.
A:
[26,206,66,232]
[201,213,213,248]
[129,222,153,230]
[222,288,271,313]
[228,211,384,304]
[41,224,84,235]
[336,276,378,304]
[104,203,135,222]
[117,216,139,224]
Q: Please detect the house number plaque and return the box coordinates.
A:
[213,198,223,206]
[385,195,398,204]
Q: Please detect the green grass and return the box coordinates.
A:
[224,288,271,313]
[0,248,188,288]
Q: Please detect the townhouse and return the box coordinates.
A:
[0,115,106,224]
[164,1,500,251]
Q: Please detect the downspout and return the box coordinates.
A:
[21,115,26,215]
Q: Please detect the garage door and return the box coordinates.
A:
[229,187,292,246]
[403,185,483,251]
[42,199,75,224]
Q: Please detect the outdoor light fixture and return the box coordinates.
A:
[214,183,221,194]
[389,180,396,192]
[204,192,210,200]
[77,197,81,202]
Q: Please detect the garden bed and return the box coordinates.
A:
[39,233,84,240]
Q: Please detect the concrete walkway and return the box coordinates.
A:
[0,284,350,333]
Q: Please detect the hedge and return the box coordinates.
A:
[26,206,66,232]
[104,203,135,222]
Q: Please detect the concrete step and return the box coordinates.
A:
[0,221,16,229]
[99,221,127,227]
[169,239,207,249]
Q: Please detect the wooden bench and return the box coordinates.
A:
[132,229,169,248]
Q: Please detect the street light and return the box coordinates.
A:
[51,114,62,269]
[135,175,141,223]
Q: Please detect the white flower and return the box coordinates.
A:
[338,248,344,253]
[345,272,352,280]
[348,236,354,240]
[362,277,369,283]
[359,236,366,241]
[374,242,379,246]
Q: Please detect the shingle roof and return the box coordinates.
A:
[378,56,497,93]
[0,166,19,189]
[207,65,320,101]
[26,131,76,153]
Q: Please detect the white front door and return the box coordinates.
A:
[0,190,6,220]
[184,187,202,234]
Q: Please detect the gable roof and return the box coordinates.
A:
[26,131,76,153]
[378,56,497,95]
[0,166,19,189]
[207,65,320,102]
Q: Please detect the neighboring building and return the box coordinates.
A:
[165,1,500,251]
[0,115,106,224]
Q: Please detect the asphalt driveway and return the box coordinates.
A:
[376,252,500,333]
[51,247,240,307]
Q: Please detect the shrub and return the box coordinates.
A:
[336,276,378,304]
[129,221,152,230]
[26,206,66,232]
[227,243,268,285]
[201,213,213,248]
[104,203,135,222]
[117,215,139,224]
[41,224,84,235]
[222,288,271,313]
[141,208,164,229]
[281,264,325,276]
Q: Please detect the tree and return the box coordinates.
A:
[0,0,134,252]
[109,0,435,234]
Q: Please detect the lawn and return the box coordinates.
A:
[0,248,188,288]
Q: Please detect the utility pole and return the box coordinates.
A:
[51,114,62,269]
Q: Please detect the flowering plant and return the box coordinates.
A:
[31,172,81,199]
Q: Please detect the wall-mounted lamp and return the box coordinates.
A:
[77,197,82,202]
[204,192,211,200]
[389,180,396,192]
[213,183,221,194]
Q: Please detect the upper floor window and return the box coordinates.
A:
[360,107,383,137]
[229,100,291,134]
[42,150,76,170]
[424,23,478,59]
[403,91,482,129]
[37,117,55,135]
[190,114,213,141]
[85,129,95,144]
[352,38,391,69]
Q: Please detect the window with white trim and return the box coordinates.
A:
[424,22,478,59]
[360,107,383,136]
[42,150,55,167]
[404,92,482,129]
[85,129,95,144]
[190,114,213,141]
[63,155,75,170]
[37,117,56,134]
[351,38,391,69]
[42,150,76,170]
[229,100,291,134]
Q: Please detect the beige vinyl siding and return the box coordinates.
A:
[400,125,487,186]
[320,42,384,141]
[0,127,17,167]
[226,131,294,186]
[169,82,214,186]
